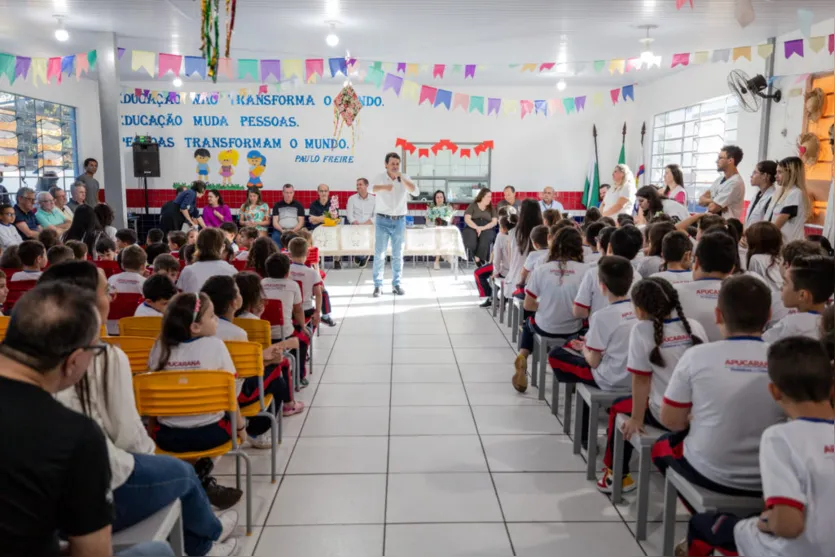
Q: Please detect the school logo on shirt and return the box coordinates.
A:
[696,288,719,299]
[621,311,635,320]
[825,445,834,455]
[663,334,692,347]
[166,360,201,368]
[724,359,767,373]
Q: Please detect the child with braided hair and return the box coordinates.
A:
[596,277,707,493]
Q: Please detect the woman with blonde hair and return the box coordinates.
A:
[601,164,636,218]
[768,156,811,243]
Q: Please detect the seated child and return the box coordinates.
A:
[806,233,834,256]
[262,253,310,385]
[235,227,258,261]
[744,221,784,291]
[582,221,605,265]
[0,203,22,249]
[0,244,21,270]
[146,292,243,507]
[167,230,187,259]
[476,213,516,307]
[651,231,693,284]
[584,207,602,225]
[542,209,561,228]
[684,337,834,557]
[512,227,589,393]
[95,236,117,261]
[115,228,138,251]
[46,245,73,266]
[145,242,170,265]
[186,228,198,245]
[247,236,279,277]
[516,224,549,292]
[135,274,176,317]
[202,276,304,439]
[235,272,267,320]
[288,237,335,329]
[153,253,180,283]
[673,231,736,342]
[37,228,59,251]
[654,275,783,500]
[550,255,638,446]
[64,239,88,261]
[219,222,239,254]
[145,228,164,246]
[180,244,196,266]
[279,231,299,252]
[11,240,46,281]
[574,225,643,318]
[108,245,147,294]
[616,214,635,228]
[763,255,833,343]
[768,240,828,325]
[637,222,675,278]
[176,229,237,293]
[596,277,706,494]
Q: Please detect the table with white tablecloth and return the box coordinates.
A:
[312,224,466,276]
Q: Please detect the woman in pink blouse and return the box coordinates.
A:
[202,189,233,228]
[661,164,687,206]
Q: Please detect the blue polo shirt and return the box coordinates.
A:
[13,205,38,239]
[35,208,67,228]
[174,189,199,218]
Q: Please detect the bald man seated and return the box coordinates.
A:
[538,187,565,214]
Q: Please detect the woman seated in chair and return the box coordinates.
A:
[41,261,240,557]
[426,189,454,270]
[461,187,498,267]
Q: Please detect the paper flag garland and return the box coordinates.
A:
[671,53,690,68]
[452,93,468,111]
[260,59,281,82]
[305,59,323,83]
[469,96,484,114]
[732,46,751,62]
[785,40,804,59]
[383,73,403,95]
[419,85,437,106]
[158,53,182,76]
[435,89,452,110]
[131,50,155,76]
[432,64,445,78]
[487,97,501,116]
[184,56,207,79]
[609,59,625,74]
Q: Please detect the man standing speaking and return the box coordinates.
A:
[371,152,418,297]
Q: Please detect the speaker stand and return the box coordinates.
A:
[142,176,150,215]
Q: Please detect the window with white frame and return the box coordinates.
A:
[650,95,739,207]
[402,142,491,204]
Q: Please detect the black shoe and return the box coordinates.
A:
[479,298,492,308]
[321,315,336,327]
[333,259,342,270]
[373,287,382,297]
[392,285,405,296]
[203,476,243,510]
[359,257,369,268]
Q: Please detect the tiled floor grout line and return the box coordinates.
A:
[382,269,397,557]
[431,267,518,557]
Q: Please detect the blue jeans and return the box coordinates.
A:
[270,229,283,248]
[373,215,406,288]
[113,454,222,556]
[118,541,175,556]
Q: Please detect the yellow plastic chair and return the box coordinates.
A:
[100,324,108,339]
[102,336,156,374]
[232,318,270,349]
[119,316,163,338]
[133,370,253,535]
[0,315,10,340]
[225,340,282,483]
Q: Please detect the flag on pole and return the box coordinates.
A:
[582,125,601,208]
[618,122,627,165]
[635,122,646,187]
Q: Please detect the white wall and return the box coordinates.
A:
[116,82,636,193]
[0,77,103,186]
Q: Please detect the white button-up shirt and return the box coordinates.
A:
[371,172,418,216]
[347,192,377,224]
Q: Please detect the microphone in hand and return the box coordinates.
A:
[396,175,402,182]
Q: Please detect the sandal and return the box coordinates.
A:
[282,401,305,416]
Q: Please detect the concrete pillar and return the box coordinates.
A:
[94,33,127,226]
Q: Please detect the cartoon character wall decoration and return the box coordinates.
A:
[194,148,211,181]
[246,150,266,188]
[217,149,239,186]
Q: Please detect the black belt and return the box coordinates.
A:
[377,213,406,220]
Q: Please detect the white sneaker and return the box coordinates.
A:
[217,509,238,542]
[250,431,273,449]
[433,261,440,270]
[207,538,237,556]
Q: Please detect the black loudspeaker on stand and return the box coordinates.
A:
[132,136,160,214]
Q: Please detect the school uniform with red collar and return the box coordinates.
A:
[763,311,821,343]
[134,302,162,317]
[289,262,323,315]
[652,337,784,497]
[107,271,146,294]
[261,277,310,380]
[10,270,42,282]
[147,336,240,453]
[674,278,723,342]
[601,318,707,482]
[574,266,641,316]
[651,269,693,284]
[686,418,835,557]
[234,250,249,261]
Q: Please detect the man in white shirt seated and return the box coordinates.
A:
[539,186,565,214]
[346,177,376,268]
[698,145,745,219]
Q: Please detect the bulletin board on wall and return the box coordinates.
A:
[803,72,834,224]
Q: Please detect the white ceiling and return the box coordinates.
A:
[0,0,833,87]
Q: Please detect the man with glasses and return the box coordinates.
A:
[35,191,71,234]
[13,186,41,240]
[307,183,342,268]
[698,145,745,219]
[50,186,74,222]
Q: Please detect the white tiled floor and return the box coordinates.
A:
[217,265,662,556]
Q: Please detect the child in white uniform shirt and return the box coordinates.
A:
[763,255,832,343]
[0,204,22,249]
[574,225,643,318]
[674,231,738,342]
[654,276,784,501]
[176,228,237,293]
[10,240,45,282]
[636,221,675,278]
[107,245,147,294]
[596,277,707,494]
[234,227,258,261]
[582,221,605,266]
[262,253,311,385]
[744,222,784,292]
[516,225,549,294]
[476,214,516,307]
[550,256,638,448]
[135,274,176,317]
[767,240,829,326]
[288,237,333,330]
[651,231,693,284]
[685,337,834,557]
[512,228,590,393]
